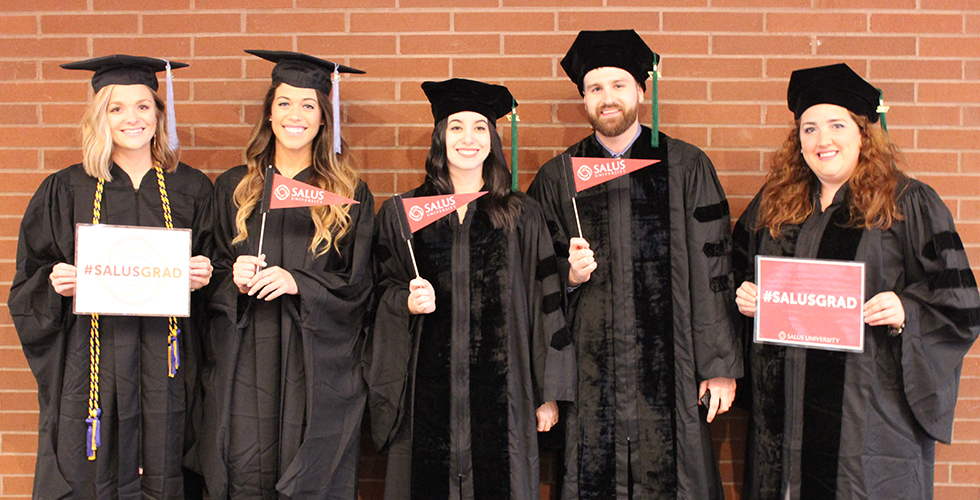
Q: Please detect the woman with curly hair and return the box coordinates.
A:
[201,50,373,499]
[366,79,575,500]
[9,55,213,499]
[732,63,979,499]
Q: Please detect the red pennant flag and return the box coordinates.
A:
[570,157,660,192]
[268,173,359,209]
[400,192,487,233]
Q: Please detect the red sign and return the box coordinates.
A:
[268,173,358,210]
[400,192,487,233]
[570,157,659,192]
[755,256,865,352]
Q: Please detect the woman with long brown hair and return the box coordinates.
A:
[9,55,213,499]
[732,63,979,499]
[366,78,575,500]
[201,50,374,499]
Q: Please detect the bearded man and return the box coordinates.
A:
[527,29,741,500]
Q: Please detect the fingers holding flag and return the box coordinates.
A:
[233,254,266,294]
[248,265,298,301]
[407,277,436,315]
[568,237,597,286]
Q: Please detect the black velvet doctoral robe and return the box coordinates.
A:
[365,182,576,500]
[527,127,741,500]
[201,165,374,499]
[733,181,980,500]
[9,162,213,499]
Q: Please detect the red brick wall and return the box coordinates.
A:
[2,2,978,499]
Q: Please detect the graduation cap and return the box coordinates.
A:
[61,54,188,150]
[787,63,882,124]
[560,30,663,148]
[421,78,516,124]
[246,49,366,154]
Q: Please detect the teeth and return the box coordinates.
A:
[818,152,836,158]
[284,126,305,134]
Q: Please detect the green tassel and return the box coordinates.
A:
[650,57,660,148]
[510,98,518,192]
[877,88,888,134]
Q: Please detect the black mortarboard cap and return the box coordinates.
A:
[245,49,364,96]
[787,63,880,123]
[60,54,187,93]
[421,78,516,124]
[561,29,658,96]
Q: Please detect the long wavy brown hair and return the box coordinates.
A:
[756,112,908,237]
[231,83,358,256]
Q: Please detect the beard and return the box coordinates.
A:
[587,102,638,138]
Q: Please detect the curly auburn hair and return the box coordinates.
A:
[756,111,908,237]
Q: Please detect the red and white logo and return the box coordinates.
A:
[399,192,487,233]
[570,157,659,192]
[267,173,359,210]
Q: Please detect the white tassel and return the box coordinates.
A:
[164,60,178,151]
[332,63,341,155]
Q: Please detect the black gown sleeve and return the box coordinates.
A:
[364,197,419,451]
[677,145,743,380]
[893,181,980,443]
[520,198,576,405]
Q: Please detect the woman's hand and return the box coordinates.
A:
[735,281,758,317]
[49,262,77,297]
[188,255,213,290]
[536,401,559,432]
[568,237,597,286]
[233,254,266,294]
[407,277,435,315]
[863,291,905,330]
[699,377,736,423]
[247,265,298,301]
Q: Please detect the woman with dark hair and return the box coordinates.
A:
[201,50,374,499]
[733,63,979,499]
[9,55,212,499]
[366,78,576,500]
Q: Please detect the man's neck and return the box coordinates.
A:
[595,120,641,157]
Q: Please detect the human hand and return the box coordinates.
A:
[407,277,436,315]
[49,262,76,297]
[699,377,736,423]
[735,281,758,317]
[568,237,597,286]
[188,255,213,290]
[536,401,559,432]
[247,265,298,301]
[863,291,905,330]
[233,254,266,294]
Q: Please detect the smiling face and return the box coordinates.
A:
[270,83,323,155]
[582,66,643,139]
[445,111,491,175]
[799,103,863,194]
[107,84,158,154]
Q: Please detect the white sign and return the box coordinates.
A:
[74,224,191,317]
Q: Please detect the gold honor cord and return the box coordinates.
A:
[86,178,105,460]
[85,164,180,461]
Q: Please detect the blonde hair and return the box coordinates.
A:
[232,83,357,257]
[80,84,178,180]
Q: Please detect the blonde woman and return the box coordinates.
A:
[9,55,213,499]
[201,51,373,499]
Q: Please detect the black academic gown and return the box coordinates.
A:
[733,180,980,500]
[201,165,374,500]
[9,162,213,500]
[365,182,576,500]
[527,127,742,500]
